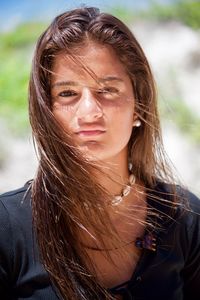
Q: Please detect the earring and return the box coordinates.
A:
[133,119,141,127]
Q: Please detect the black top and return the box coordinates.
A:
[0,181,200,300]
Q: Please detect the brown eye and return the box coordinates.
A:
[58,90,77,97]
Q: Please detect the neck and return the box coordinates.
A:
[93,156,131,200]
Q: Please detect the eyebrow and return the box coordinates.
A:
[52,81,78,88]
[51,76,124,88]
[98,76,124,83]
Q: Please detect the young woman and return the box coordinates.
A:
[0,7,200,300]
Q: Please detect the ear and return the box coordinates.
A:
[133,113,138,122]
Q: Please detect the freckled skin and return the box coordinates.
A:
[51,42,135,165]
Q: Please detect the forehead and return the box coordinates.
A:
[51,42,129,83]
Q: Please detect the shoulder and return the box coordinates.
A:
[0,180,32,200]
[0,182,33,285]
[152,180,200,213]
[149,182,200,297]
[155,181,200,243]
[0,181,33,251]
[179,188,200,239]
[149,181,200,235]
[0,180,32,216]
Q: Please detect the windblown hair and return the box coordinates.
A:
[29,7,181,300]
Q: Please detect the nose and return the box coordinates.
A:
[75,88,103,122]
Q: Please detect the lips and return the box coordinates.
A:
[76,130,105,137]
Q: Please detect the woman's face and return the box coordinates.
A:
[51,41,135,163]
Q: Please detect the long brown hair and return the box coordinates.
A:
[29,7,180,299]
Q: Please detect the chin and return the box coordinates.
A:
[77,142,125,164]
[78,145,109,162]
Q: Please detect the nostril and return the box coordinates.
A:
[77,111,103,123]
[94,111,103,118]
[76,103,103,122]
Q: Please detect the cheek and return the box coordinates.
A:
[118,109,134,138]
[107,110,133,150]
[53,108,72,130]
[111,106,134,129]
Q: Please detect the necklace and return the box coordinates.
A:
[83,173,136,209]
[111,173,136,206]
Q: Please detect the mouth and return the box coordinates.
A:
[75,130,106,137]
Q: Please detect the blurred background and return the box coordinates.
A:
[0,0,200,195]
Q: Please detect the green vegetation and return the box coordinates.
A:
[0,22,46,135]
[0,22,46,50]
[142,0,200,29]
[0,49,30,134]
[110,0,200,29]
[159,98,200,144]
[0,1,200,143]
[108,6,136,24]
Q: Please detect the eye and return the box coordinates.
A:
[97,87,120,100]
[58,90,77,97]
[97,87,119,94]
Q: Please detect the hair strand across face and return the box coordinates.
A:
[29,7,183,299]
